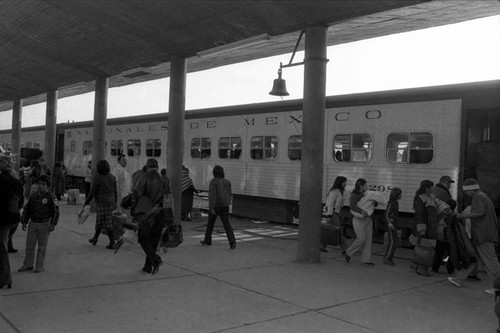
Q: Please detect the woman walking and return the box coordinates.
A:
[320,176,347,252]
[200,165,236,249]
[345,178,374,265]
[52,162,66,201]
[84,160,117,249]
[0,155,24,289]
[412,180,438,276]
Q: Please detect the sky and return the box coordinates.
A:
[0,15,499,131]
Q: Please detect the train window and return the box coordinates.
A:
[111,140,124,156]
[288,135,302,161]
[83,141,92,155]
[333,134,372,162]
[219,137,241,159]
[71,140,75,152]
[190,137,211,159]
[251,136,278,160]
[127,139,141,157]
[386,132,433,164]
[34,142,40,149]
[146,139,161,157]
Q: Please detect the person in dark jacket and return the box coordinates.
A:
[432,175,457,274]
[52,162,66,201]
[132,158,170,275]
[200,165,236,249]
[448,178,500,290]
[384,187,402,265]
[181,166,198,221]
[17,175,59,273]
[30,157,51,185]
[0,155,24,288]
[84,160,117,249]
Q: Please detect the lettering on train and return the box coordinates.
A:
[368,184,393,192]
[189,121,217,129]
[266,117,278,125]
[288,115,302,124]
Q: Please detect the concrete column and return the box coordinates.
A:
[44,90,58,170]
[92,77,109,179]
[12,99,22,172]
[167,56,186,222]
[297,23,328,263]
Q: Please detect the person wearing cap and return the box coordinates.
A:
[132,158,171,275]
[448,178,499,289]
[431,175,457,274]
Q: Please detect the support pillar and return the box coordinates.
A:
[44,90,58,170]
[91,77,109,179]
[12,99,22,172]
[297,23,328,263]
[167,56,186,222]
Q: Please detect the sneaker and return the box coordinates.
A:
[34,268,45,273]
[384,259,395,266]
[467,274,481,281]
[485,288,496,295]
[344,254,351,263]
[18,266,33,272]
[448,277,462,288]
[230,242,236,250]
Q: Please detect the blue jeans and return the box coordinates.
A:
[24,222,51,270]
[203,207,236,245]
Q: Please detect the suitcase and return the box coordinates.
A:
[321,223,341,247]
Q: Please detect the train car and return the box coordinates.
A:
[1,80,499,230]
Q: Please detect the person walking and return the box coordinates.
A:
[320,176,347,252]
[345,178,374,265]
[30,156,51,185]
[200,165,236,249]
[84,160,118,249]
[112,154,131,210]
[432,175,457,274]
[17,175,59,273]
[412,180,438,277]
[448,178,500,290]
[0,155,24,288]
[52,162,66,201]
[383,187,402,265]
[181,166,198,221]
[132,158,170,275]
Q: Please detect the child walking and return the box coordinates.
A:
[384,187,402,265]
[18,175,59,273]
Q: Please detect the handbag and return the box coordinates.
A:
[161,222,183,248]
[412,235,435,267]
[77,205,91,225]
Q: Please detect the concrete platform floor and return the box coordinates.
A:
[0,201,497,333]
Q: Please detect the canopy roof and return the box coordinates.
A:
[1,0,499,111]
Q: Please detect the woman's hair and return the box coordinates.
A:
[96,160,110,175]
[414,179,434,200]
[0,155,13,172]
[389,187,402,201]
[354,178,367,192]
[330,176,347,194]
[213,165,224,178]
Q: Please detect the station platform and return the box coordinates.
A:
[0,196,497,333]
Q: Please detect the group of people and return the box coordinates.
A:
[322,174,499,294]
[0,154,60,289]
[82,154,236,275]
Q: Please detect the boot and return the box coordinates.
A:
[106,228,115,249]
[89,228,101,246]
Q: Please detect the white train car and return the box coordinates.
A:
[1,80,499,229]
[0,126,45,153]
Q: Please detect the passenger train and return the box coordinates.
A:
[1,80,499,232]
